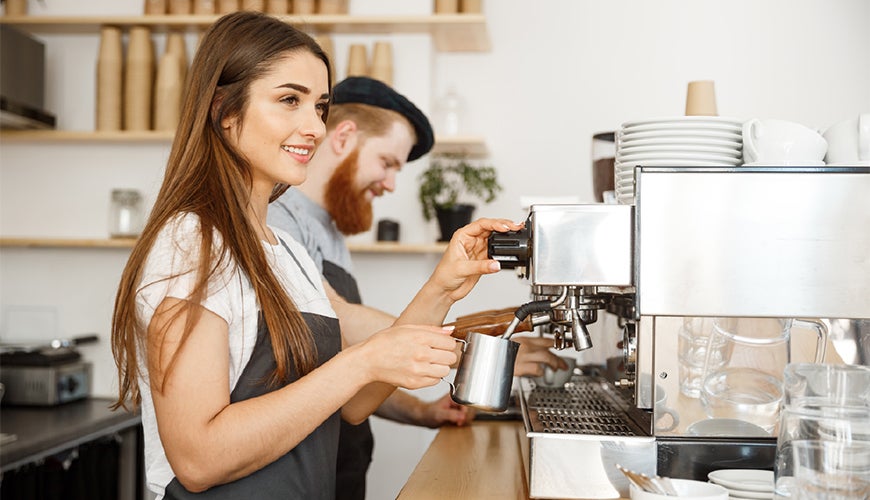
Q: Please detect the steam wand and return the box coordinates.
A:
[500,288,567,339]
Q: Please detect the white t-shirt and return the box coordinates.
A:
[134,212,335,498]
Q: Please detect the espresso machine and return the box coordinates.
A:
[487,166,870,499]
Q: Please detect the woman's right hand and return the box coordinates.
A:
[357,324,459,390]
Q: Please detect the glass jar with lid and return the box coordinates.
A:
[109,189,144,238]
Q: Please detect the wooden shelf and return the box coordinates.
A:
[0,237,448,254]
[0,130,486,155]
[0,237,139,248]
[346,242,447,254]
[432,135,488,156]
[0,14,490,52]
[0,130,174,143]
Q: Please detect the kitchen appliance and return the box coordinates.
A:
[0,25,56,130]
[486,166,870,499]
[0,335,96,406]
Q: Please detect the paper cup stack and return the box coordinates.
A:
[615,117,744,204]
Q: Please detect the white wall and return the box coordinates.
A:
[1,1,869,499]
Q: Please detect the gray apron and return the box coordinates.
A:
[165,240,341,499]
[322,261,372,500]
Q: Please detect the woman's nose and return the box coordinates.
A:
[301,110,326,141]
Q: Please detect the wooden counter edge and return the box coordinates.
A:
[397,420,529,500]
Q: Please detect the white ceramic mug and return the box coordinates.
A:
[630,478,728,500]
[742,118,827,164]
[532,355,576,387]
[639,375,680,433]
[823,113,870,164]
[653,384,680,433]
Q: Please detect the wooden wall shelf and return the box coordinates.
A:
[431,135,488,156]
[0,130,487,155]
[0,237,448,254]
[0,14,490,52]
[0,130,175,143]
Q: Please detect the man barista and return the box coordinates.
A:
[268,76,565,499]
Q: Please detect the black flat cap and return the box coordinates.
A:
[332,76,434,162]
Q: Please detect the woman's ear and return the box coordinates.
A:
[220,112,236,131]
[212,90,234,130]
[330,119,358,155]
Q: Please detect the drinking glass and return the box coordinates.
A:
[784,363,870,408]
[774,403,870,498]
[678,317,728,398]
[791,439,870,500]
[774,364,870,499]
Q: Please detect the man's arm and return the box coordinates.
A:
[323,280,395,346]
[375,390,472,428]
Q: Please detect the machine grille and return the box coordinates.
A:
[526,378,641,436]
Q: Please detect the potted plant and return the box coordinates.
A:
[418,153,502,242]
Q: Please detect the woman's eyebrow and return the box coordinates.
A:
[277,82,329,101]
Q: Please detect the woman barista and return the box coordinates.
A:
[110,12,522,499]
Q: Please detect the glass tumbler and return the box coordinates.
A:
[774,364,870,499]
[791,439,870,500]
[678,317,727,398]
[784,363,870,408]
[774,403,870,498]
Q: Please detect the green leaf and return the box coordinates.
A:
[417,153,502,221]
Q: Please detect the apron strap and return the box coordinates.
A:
[276,236,319,291]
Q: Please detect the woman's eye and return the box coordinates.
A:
[281,95,300,106]
[316,102,329,116]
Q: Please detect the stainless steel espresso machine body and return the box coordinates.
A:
[488,166,870,499]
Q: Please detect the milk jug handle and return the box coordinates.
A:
[442,338,468,395]
[793,318,828,363]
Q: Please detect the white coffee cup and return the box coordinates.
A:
[823,113,870,164]
[630,478,728,500]
[653,385,680,432]
[532,355,576,387]
[742,118,827,164]
[638,374,680,432]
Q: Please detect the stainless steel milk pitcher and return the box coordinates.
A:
[445,331,520,412]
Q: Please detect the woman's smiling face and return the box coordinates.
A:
[223,50,330,192]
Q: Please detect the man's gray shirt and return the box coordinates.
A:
[268,188,354,275]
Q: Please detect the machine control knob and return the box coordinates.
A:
[487,224,531,269]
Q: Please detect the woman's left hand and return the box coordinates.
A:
[431,218,524,302]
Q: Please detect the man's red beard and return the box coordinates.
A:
[324,148,373,235]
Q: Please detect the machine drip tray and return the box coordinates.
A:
[524,375,650,437]
[518,376,656,499]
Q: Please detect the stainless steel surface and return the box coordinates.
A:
[519,376,655,499]
[0,361,91,406]
[529,204,633,287]
[449,332,519,412]
[499,167,870,496]
[635,167,870,319]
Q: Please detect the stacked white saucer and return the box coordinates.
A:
[707,469,774,500]
[615,117,744,204]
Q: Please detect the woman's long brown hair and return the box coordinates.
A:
[111,11,333,409]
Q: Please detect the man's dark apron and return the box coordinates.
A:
[322,260,372,500]
[164,241,341,499]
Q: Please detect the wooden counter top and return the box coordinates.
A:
[398,420,530,500]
